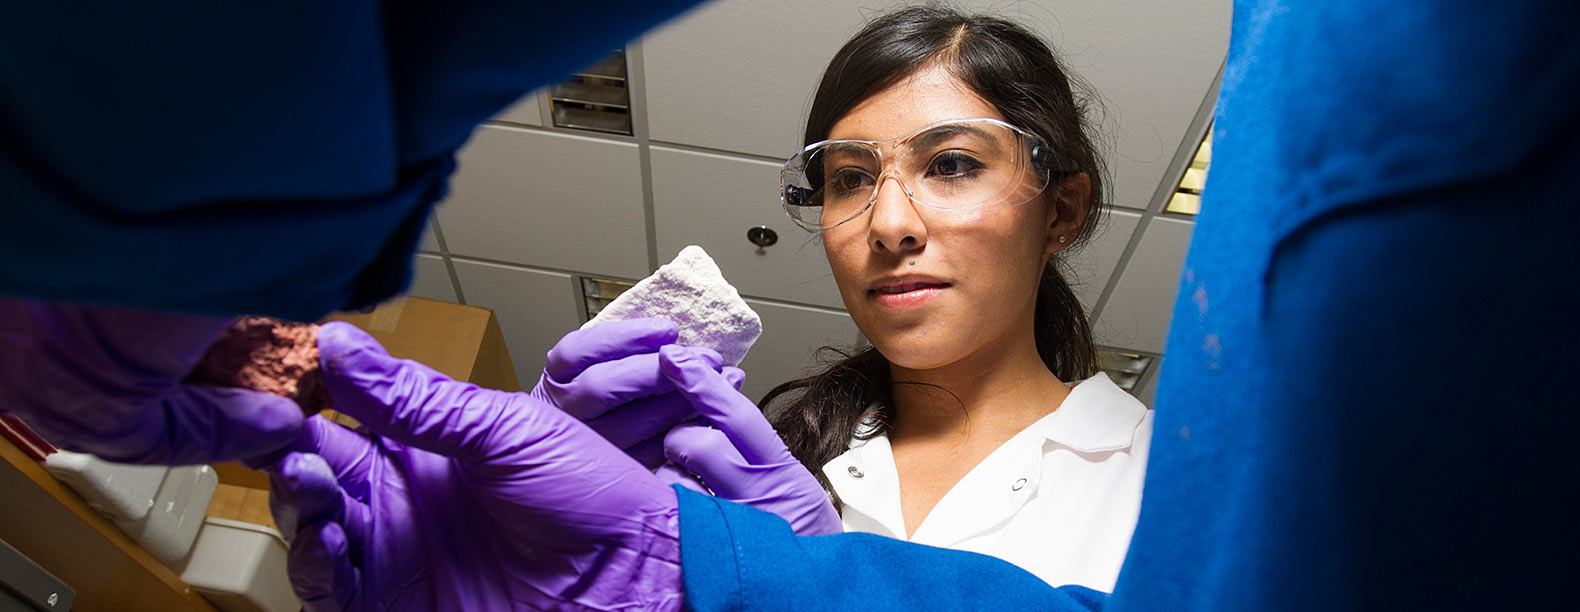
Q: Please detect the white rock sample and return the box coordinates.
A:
[584,245,762,366]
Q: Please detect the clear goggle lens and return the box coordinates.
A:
[781,118,1058,232]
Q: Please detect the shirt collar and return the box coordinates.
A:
[1033,372,1149,453]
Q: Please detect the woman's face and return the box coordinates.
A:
[821,65,1072,372]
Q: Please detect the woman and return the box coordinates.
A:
[763,6,1153,591]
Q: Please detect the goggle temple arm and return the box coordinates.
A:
[1030,144,1061,173]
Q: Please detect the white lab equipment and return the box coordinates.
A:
[171,517,298,612]
[41,450,298,612]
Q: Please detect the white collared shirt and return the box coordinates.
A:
[822,372,1153,591]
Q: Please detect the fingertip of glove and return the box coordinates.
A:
[276,451,318,481]
[627,317,681,338]
[657,343,689,365]
[317,322,386,371]
[292,520,349,570]
[692,346,725,369]
[661,422,717,460]
[723,367,746,390]
[174,385,306,465]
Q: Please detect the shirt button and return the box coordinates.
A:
[1012,478,1028,491]
[848,466,865,479]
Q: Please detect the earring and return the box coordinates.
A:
[1057,235,1067,244]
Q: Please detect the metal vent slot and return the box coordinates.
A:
[579,276,636,323]
[551,50,632,135]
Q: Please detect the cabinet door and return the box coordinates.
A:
[435,126,648,279]
[451,260,583,387]
[650,146,844,309]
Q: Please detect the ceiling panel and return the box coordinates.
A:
[450,260,582,388]
[419,219,441,253]
[1065,209,1142,312]
[406,254,457,303]
[739,298,863,402]
[649,146,844,309]
[1093,216,1195,353]
[435,126,649,278]
[491,89,544,127]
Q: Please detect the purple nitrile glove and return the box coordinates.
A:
[655,344,844,536]
[0,297,302,464]
[267,321,684,611]
[538,318,733,469]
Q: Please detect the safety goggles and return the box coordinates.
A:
[780,118,1061,232]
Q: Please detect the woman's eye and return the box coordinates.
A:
[828,169,873,193]
[928,152,984,178]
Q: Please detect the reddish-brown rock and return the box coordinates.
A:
[189,316,331,416]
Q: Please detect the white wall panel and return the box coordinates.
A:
[642,1,863,159]
[738,299,863,403]
[435,126,648,278]
[1065,209,1141,312]
[642,0,1230,211]
[419,220,441,253]
[491,89,544,127]
[406,254,457,303]
[650,146,844,309]
[1093,217,1194,353]
[450,260,583,388]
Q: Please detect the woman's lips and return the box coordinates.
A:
[870,280,951,310]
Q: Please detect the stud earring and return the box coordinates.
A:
[1057,235,1067,244]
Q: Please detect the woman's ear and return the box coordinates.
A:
[1044,172,1092,254]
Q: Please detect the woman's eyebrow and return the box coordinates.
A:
[908,124,994,150]
[823,142,874,157]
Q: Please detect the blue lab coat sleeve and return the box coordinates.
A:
[675,487,1107,612]
[0,1,702,320]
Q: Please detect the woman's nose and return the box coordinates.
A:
[867,175,928,255]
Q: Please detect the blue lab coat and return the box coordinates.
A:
[676,1,1580,610]
[0,0,701,320]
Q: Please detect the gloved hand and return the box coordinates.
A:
[531,318,727,469]
[267,321,685,611]
[0,297,302,464]
[654,344,844,536]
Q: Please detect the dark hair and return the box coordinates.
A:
[761,5,1108,504]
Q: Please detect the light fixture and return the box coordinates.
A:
[1164,126,1211,216]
